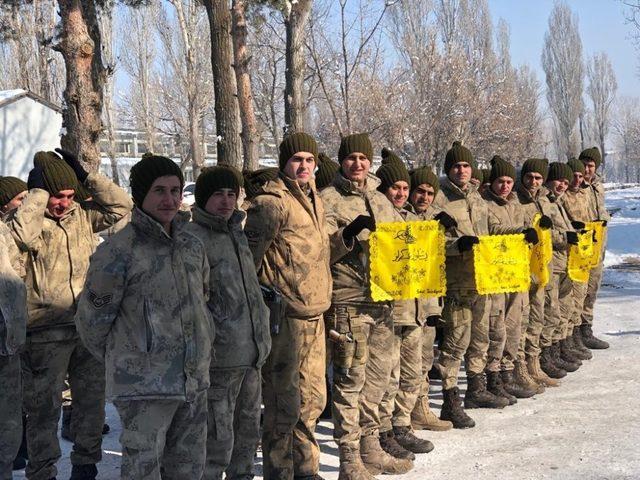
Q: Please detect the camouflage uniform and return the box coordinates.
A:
[185,207,271,480]
[245,174,331,479]
[74,208,214,480]
[0,222,27,480]
[7,173,132,480]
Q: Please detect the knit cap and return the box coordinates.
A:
[278,132,318,170]
[489,155,516,183]
[409,166,439,195]
[547,162,574,182]
[376,157,410,193]
[195,165,243,209]
[129,154,184,206]
[520,158,549,181]
[33,151,78,195]
[481,168,491,184]
[579,146,602,169]
[243,167,279,200]
[444,141,475,175]
[381,147,404,167]
[315,153,340,191]
[567,158,586,175]
[0,176,27,206]
[338,133,373,163]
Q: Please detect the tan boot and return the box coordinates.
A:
[514,360,546,394]
[338,445,378,480]
[360,435,413,475]
[526,355,560,387]
[411,396,453,431]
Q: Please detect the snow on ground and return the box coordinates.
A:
[14,188,640,480]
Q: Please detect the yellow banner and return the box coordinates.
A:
[473,234,531,295]
[568,230,595,283]
[369,221,446,301]
[530,213,553,288]
[585,221,606,267]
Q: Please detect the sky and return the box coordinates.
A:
[489,0,638,97]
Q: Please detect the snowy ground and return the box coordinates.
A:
[14,188,640,480]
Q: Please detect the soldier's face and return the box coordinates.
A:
[385,181,409,209]
[583,161,596,183]
[410,184,435,212]
[1,190,27,214]
[283,152,315,186]
[141,175,182,229]
[570,171,584,191]
[46,189,75,219]
[205,189,236,221]
[491,176,514,199]
[547,179,568,196]
[523,172,544,193]
[448,162,471,188]
[342,153,370,184]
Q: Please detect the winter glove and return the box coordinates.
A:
[523,228,539,245]
[27,166,46,190]
[457,235,479,253]
[538,215,553,230]
[434,211,458,229]
[425,315,443,327]
[566,231,579,245]
[55,147,88,183]
[600,220,608,227]
[571,221,586,230]
[342,215,375,243]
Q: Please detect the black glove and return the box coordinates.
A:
[342,215,375,243]
[539,215,553,230]
[425,315,442,327]
[566,231,579,245]
[457,235,479,253]
[600,220,608,227]
[434,211,458,229]
[55,147,88,183]
[27,166,46,190]
[523,228,539,245]
[571,221,586,230]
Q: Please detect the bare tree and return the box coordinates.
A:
[100,6,119,184]
[587,51,617,171]
[613,96,640,183]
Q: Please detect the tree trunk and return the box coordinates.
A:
[55,0,106,173]
[203,0,243,170]
[283,0,312,134]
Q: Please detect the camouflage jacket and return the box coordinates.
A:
[515,183,554,227]
[584,174,610,222]
[560,187,592,223]
[74,208,213,402]
[432,177,489,292]
[7,173,133,332]
[320,173,400,306]
[245,174,332,318]
[0,222,27,356]
[185,207,271,369]
[482,189,525,235]
[546,191,573,273]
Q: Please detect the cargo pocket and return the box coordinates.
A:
[141,298,155,353]
[207,387,232,441]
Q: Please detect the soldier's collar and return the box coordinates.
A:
[192,206,245,232]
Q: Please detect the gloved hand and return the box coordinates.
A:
[566,231,579,245]
[457,235,479,253]
[523,228,539,245]
[342,215,375,243]
[425,315,443,327]
[571,221,585,230]
[434,211,458,229]
[600,220,608,227]
[55,147,88,183]
[539,215,553,230]
[27,166,46,190]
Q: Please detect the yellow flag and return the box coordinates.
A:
[585,221,606,267]
[473,234,531,295]
[369,220,446,301]
[530,213,553,288]
[568,230,595,283]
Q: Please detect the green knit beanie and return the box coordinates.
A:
[567,158,586,175]
[338,133,373,163]
[481,168,491,184]
[376,160,410,193]
[243,167,279,200]
[0,176,27,206]
[278,132,318,170]
[195,165,243,209]
[315,153,340,191]
[129,155,184,206]
[443,141,475,175]
[521,158,549,181]
[547,162,574,182]
[33,151,78,195]
[579,146,602,169]
[409,167,439,195]
[489,155,516,183]
[381,147,404,167]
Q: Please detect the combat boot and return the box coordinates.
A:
[565,332,590,361]
[552,343,579,372]
[539,347,567,379]
[441,387,475,429]
[580,324,609,350]
[338,445,377,480]
[69,464,97,480]
[360,435,413,475]
[392,426,434,454]
[486,371,516,405]
[61,405,74,442]
[464,373,509,409]
[572,328,593,359]
[411,396,452,431]
[515,360,548,392]
[501,369,536,398]
[379,430,414,460]
[526,355,560,387]
[560,339,583,366]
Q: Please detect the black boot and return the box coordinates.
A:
[560,339,583,366]
[539,346,566,379]
[464,374,509,409]
[580,324,609,350]
[564,333,590,361]
[501,369,536,398]
[552,342,580,372]
[441,387,475,429]
[379,429,415,460]
[572,328,593,359]
[486,371,516,405]
[392,426,434,454]
[69,464,97,480]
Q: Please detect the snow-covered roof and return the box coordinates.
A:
[0,89,62,112]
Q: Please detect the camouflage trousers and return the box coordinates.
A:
[21,329,105,480]
[437,291,489,390]
[114,389,207,480]
[572,279,589,330]
[582,260,604,327]
[262,314,326,479]
[379,325,422,431]
[541,272,574,347]
[204,367,261,480]
[0,354,21,480]
[523,283,546,359]
[487,292,524,372]
[418,326,437,398]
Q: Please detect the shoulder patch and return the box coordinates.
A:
[89,290,113,309]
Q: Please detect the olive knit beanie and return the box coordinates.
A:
[521,158,549,181]
[243,167,279,200]
[567,158,586,174]
[195,165,243,209]
[129,154,184,206]
[0,176,27,206]
[338,133,373,163]
[376,157,410,193]
[409,166,439,195]
[579,146,602,169]
[547,162,574,182]
[489,155,516,183]
[33,151,78,195]
[443,141,475,175]
[278,132,318,170]
[315,153,340,191]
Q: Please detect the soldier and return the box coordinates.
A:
[7,150,132,480]
[432,141,506,430]
[75,155,212,479]
[184,166,271,480]
[320,133,412,479]
[315,153,341,192]
[244,132,331,480]
[0,176,28,217]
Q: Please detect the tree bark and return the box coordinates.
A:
[203,0,243,170]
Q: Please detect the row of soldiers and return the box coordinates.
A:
[0,133,609,480]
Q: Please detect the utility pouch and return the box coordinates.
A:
[260,285,286,336]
